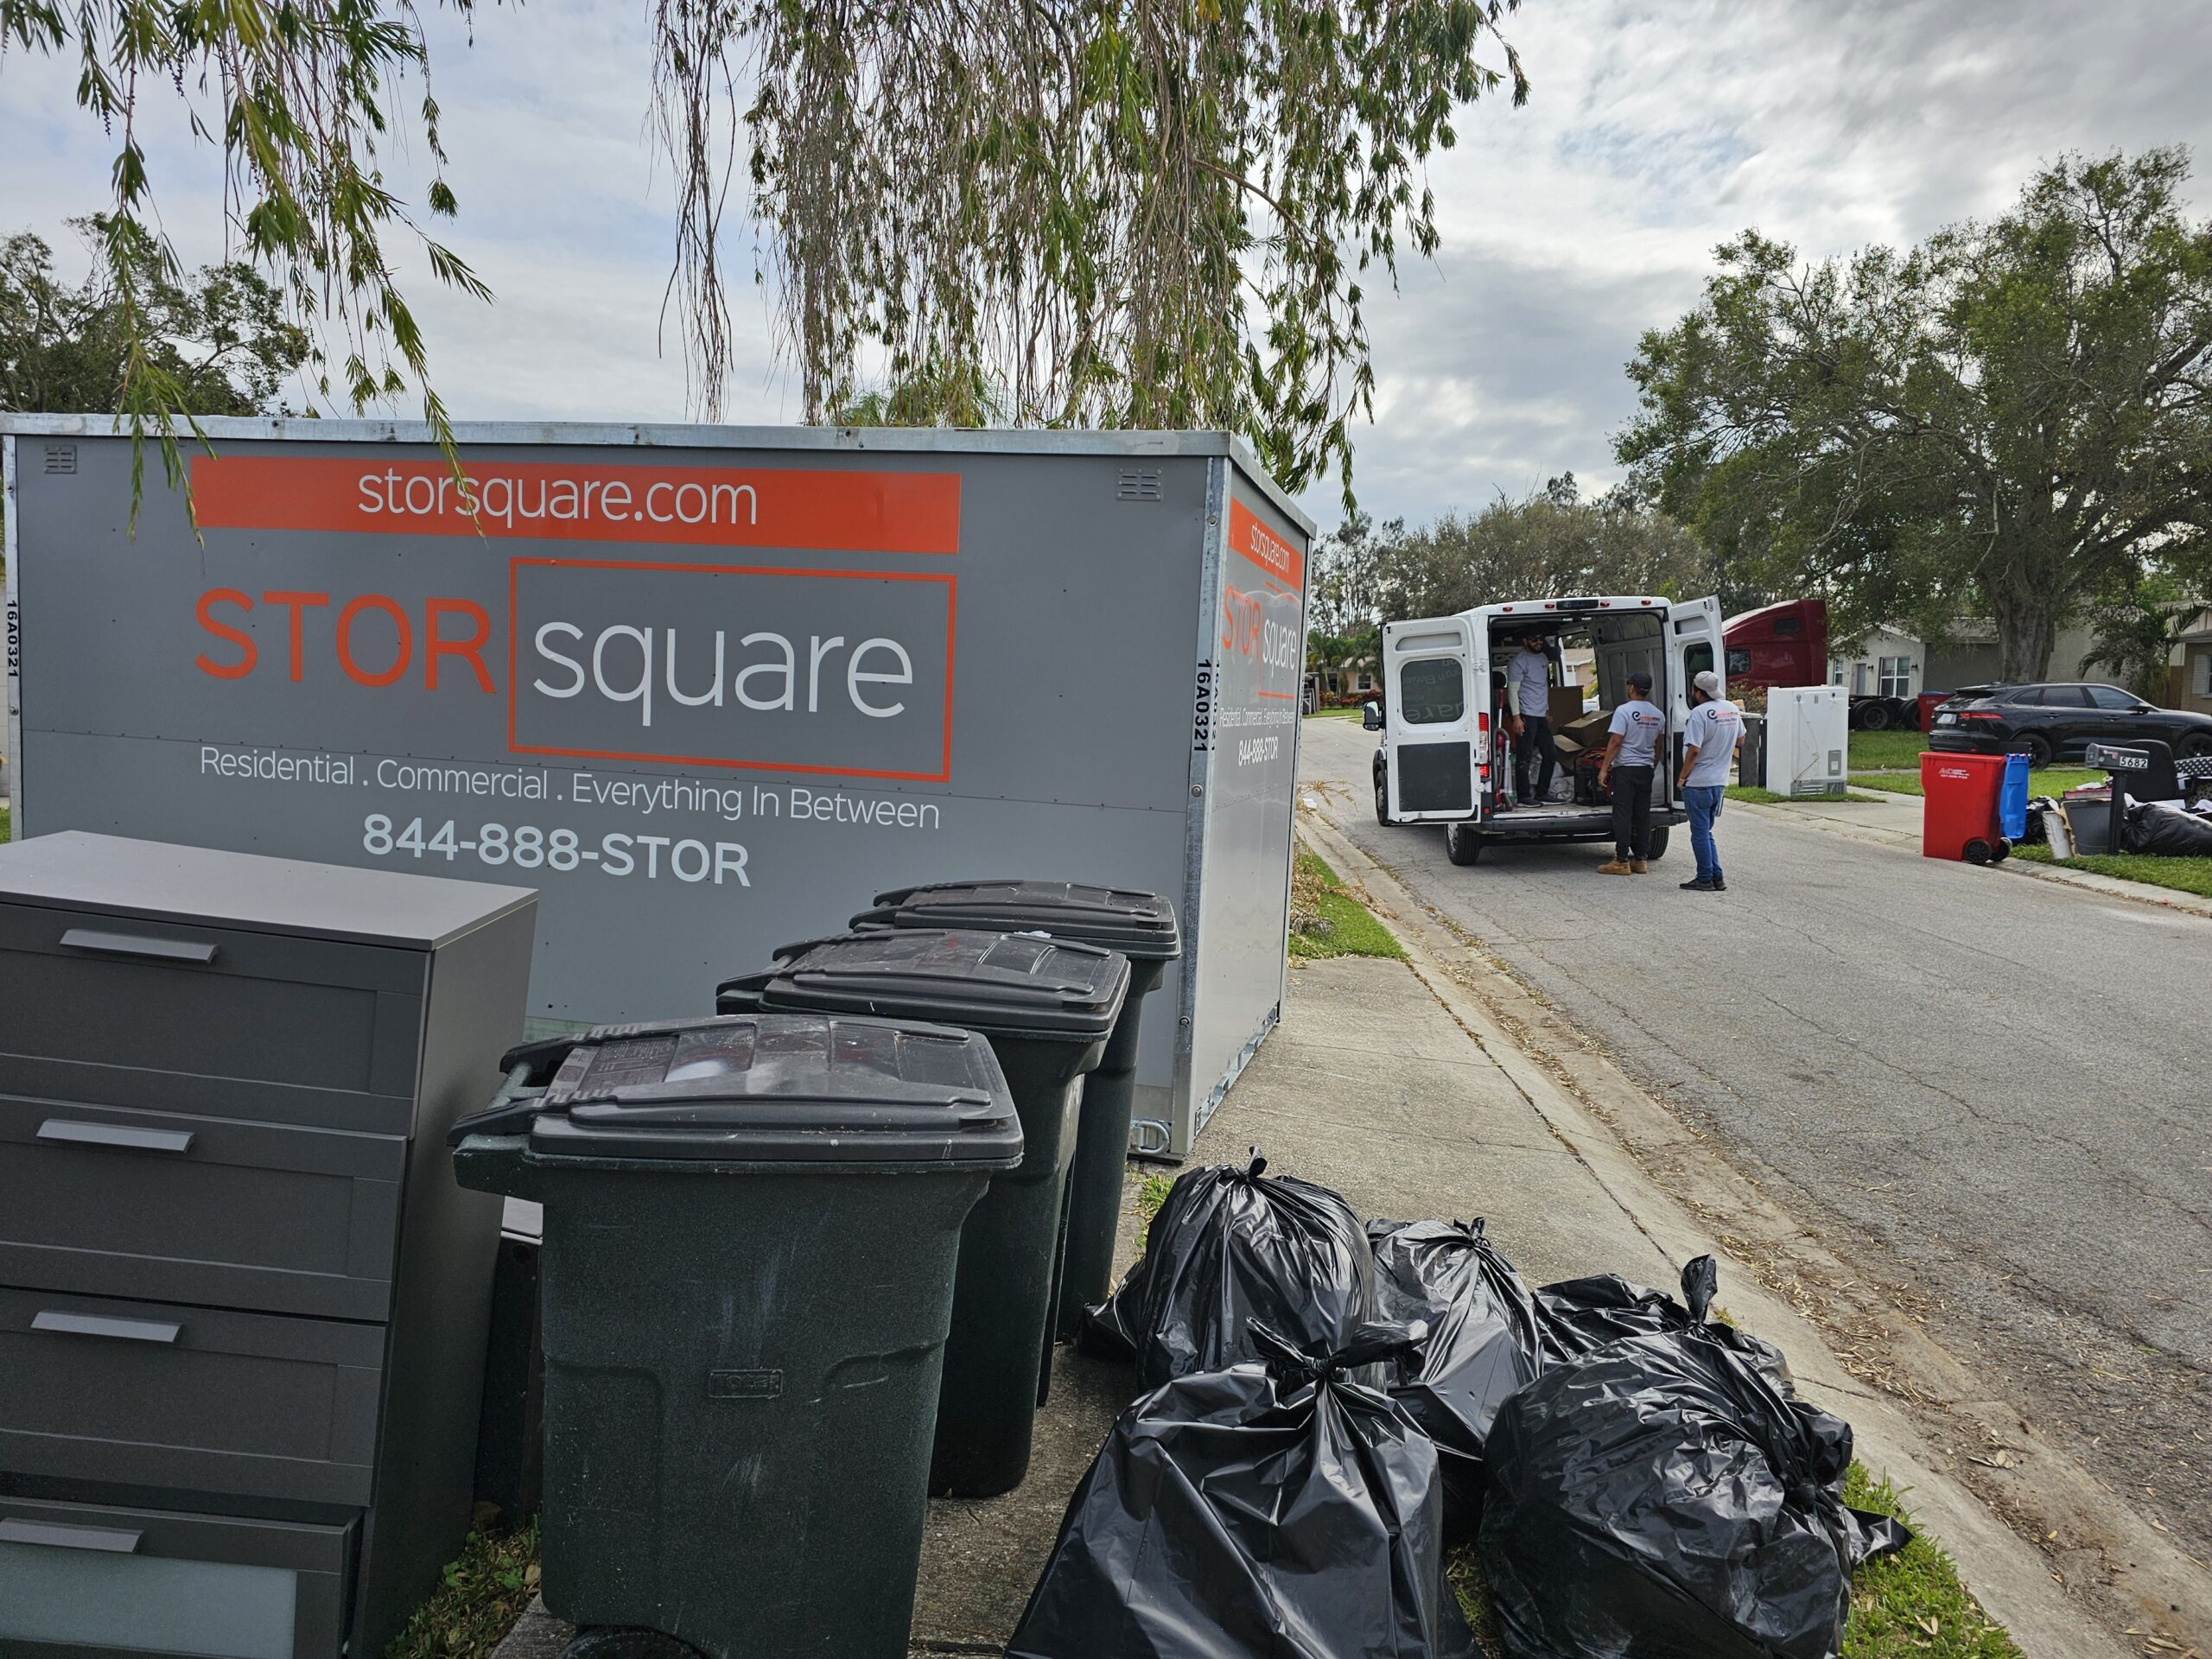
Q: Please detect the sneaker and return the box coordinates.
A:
[1680,877,1715,891]
[1712,877,1728,892]
[1596,860,1632,876]
[1630,859,1649,874]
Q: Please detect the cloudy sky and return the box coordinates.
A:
[5,0,2211,534]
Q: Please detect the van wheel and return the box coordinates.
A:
[1644,826,1670,861]
[1374,769,1395,827]
[1446,823,1484,865]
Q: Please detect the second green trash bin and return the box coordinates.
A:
[448,1013,1021,1659]
[717,928,1129,1497]
[849,880,1182,1339]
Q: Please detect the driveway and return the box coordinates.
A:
[1299,715,2212,1560]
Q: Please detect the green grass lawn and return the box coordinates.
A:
[0,804,10,842]
[1289,847,1405,961]
[1848,728,1929,771]
[2015,842,2212,899]
[1303,703,1371,721]
[1849,767,2097,798]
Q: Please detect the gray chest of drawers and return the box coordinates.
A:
[0,831,537,1659]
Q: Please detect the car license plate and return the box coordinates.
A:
[1935,713,1957,726]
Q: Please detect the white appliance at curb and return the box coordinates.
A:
[1764,685,1850,798]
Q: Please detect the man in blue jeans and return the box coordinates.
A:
[1678,669,1743,892]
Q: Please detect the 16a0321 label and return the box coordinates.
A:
[361,814,750,884]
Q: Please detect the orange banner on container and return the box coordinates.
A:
[189,455,963,555]
[1229,498,1303,589]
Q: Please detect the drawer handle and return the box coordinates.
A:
[37,1119,196,1155]
[0,1518,143,1553]
[30,1310,182,1344]
[58,928,219,964]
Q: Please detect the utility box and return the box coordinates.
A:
[1763,685,1850,798]
[0,419,1311,1156]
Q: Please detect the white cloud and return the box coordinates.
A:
[4,0,2209,524]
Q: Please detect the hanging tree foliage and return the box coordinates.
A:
[2,0,1523,504]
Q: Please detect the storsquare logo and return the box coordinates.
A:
[508,558,956,781]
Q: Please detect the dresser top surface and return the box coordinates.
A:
[0,831,537,949]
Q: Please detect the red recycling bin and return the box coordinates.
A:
[1916,691,1948,733]
[1921,752,2011,862]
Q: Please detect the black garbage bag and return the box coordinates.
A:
[1082,1152,1378,1391]
[2125,798,2212,857]
[1479,1323,1909,1659]
[1007,1322,1477,1659]
[1535,1253,1793,1393]
[1366,1217,1544,1526]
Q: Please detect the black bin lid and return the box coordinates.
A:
[509,1014,1023,1166]
[855,880,1181,962]
[718,929,1130,1039]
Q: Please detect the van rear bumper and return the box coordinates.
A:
[1479,804,1688,839]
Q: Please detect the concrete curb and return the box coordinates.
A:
[1733,796,2212,918]
[1300,809,2195,1659]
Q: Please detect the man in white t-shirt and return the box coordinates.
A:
[1596,670,1665,874]
[1678,669,1743,892]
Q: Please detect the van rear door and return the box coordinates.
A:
[1668,595,1725,726]
[1383,615,1484,821]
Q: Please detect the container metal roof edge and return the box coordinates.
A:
[0,415,1316,537]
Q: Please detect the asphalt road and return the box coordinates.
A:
[1300,715,2212,1560]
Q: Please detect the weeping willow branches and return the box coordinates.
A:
[664,0,1525,499]
[6,0,1523,509]
[1,0,486,510]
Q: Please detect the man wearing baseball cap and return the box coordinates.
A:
[1678,668,1744,892]
[1595,669,1665,874]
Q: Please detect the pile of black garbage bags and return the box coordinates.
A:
[1010,1152,1907,1659]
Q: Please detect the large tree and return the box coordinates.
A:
[1617,149,2212,682]
[2,219,308,417]
[1364,474,1715,621]
[2,0,1527,503]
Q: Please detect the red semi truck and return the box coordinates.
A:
[1722,597,1926,731]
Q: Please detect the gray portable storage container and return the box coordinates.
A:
[1,418,1313,1156]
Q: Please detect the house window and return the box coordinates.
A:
[2195,652,2211,698]
[1877,656,1913,698]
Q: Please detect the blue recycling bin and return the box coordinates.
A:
[1999,752,2031,841]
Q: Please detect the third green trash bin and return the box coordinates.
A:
[448,1013,1020,1659]
[717,928,1128,1497]
[849,880,1181,1340]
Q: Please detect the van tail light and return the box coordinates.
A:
[1477,713,1490,735]
[1475,711,1490,764]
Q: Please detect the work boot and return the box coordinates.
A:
[1596,859,1632,876]
[1680,876,1715,891]
[1630,859,1649,874]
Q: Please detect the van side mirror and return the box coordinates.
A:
[1362,701,1383,731]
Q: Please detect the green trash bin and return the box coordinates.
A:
[717,928,1128,1497]
[447,1013,1021,1659]
[849,880,1182,1340]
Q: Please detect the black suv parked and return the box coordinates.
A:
[1929,682,2212,766]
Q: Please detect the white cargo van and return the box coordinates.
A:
[1362,594,1724,865]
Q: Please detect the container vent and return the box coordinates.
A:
[1116,467,1161,501]
[42,444,77,475]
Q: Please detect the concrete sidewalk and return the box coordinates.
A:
[498,837,2154,1659]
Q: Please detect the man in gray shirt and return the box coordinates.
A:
[1678,669,1743,892]
[1505,635,1560,804]
[1596,670,1666,874]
